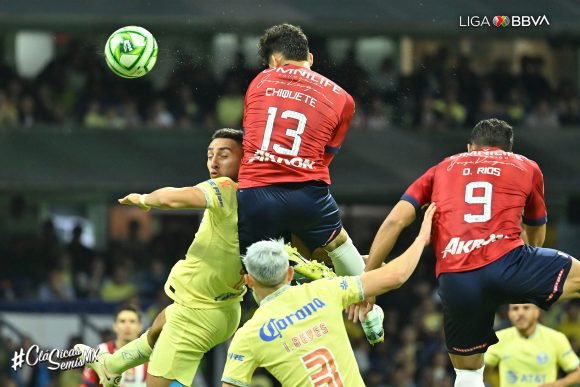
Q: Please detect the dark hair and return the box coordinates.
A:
[212,128,243,146]
[114,304,141,322]
[258,23,309,66]
[470,119,514,151]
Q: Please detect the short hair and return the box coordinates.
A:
[114,304,141,322]
[258,23,309,67]
[212,128,243,147]
[243,239,289,287]
[470,119,514,151]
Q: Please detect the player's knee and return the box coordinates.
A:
[323,228,348,252]
[148,309,167,347]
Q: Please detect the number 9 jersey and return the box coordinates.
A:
[239,64,355,188]
[402,147,547,276]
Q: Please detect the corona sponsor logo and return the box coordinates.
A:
[259,298,326,342]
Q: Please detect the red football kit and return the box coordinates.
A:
[239,64,355,188]
[403,147,547,277]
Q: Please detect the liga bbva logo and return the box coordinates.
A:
[459,15,550,27]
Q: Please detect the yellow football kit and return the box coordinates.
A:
[222,276,366,387]
[485,324,580,386]
[149,177,246,386]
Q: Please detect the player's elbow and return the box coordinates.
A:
[383,214,410,233]
[386,268,408,290]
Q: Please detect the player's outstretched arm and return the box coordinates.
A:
[118,187,207,211]
[360,203,435,298]
[522,224,546,247]
[366,200,417,272]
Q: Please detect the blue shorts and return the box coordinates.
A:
[237,181,342,255]
[438,245,573,355]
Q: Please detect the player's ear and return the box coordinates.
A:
[270,53,282,68]
[244,273,254,289]
[308,52,314,66]
[287,266,294,282]
[467,143,473,152]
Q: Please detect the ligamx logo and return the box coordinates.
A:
[459,15,550,28]
[259,298,326,342]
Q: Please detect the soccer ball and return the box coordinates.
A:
[104,26,158,78]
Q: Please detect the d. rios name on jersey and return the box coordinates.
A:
[247,150,314,169]
[442,233,507,258]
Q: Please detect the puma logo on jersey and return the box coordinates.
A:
[442,234,506,258]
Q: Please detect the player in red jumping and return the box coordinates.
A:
[237,23,384,344]
[365,118,580,387]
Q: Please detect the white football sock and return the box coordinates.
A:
[327,238,365,276]
[454,365,485,387]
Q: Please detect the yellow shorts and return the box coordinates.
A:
[148,301,241,386]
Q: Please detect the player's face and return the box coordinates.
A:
[508,304,540,331]
[113,310,142,343]
[207,138,243,181]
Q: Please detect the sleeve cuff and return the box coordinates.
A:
[401,194,421,211]
[522,215,547,226]
[324,145,340,154]
[221,376,250,387]
[354,276,365,302]
[196,185,212,209]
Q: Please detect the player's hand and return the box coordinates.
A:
[417,203,436,246]
[118,193,150,211]
[346,296,375,323]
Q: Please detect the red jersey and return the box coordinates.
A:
[239,64,355,188]
[403,147,547,277]
[80,341,148,387]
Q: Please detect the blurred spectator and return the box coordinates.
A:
[38,268,76,301]
[0,91,18,127]
[105,106,127,129]
[216,78,244,127]
[19,96,37,128]
[83,100,108,128]
[76,254,106,299]
[372,57,399,101]
[121,99,143,129]
[173,85,201,128]
[557,300,580,349]
[524,100,561,129]
[100,264,138,302]
[365,95,392,131]
[149,99,175,129]
[68,224,93,266]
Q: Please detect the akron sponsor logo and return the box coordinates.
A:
[441,234,505,259]
[259,298,326,342]
[247,150,315,170]
[459,15,550,28]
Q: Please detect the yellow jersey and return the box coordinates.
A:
[485,324,579,386]
[222,276,366,387]
[164,177,246,309]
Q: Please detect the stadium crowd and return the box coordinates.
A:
[0,41,576,132]
[1,196,579,387]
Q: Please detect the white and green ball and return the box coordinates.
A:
[104,26,157,78]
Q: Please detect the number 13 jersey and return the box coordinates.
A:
[403,147,547,276]
[239,64,355,188]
